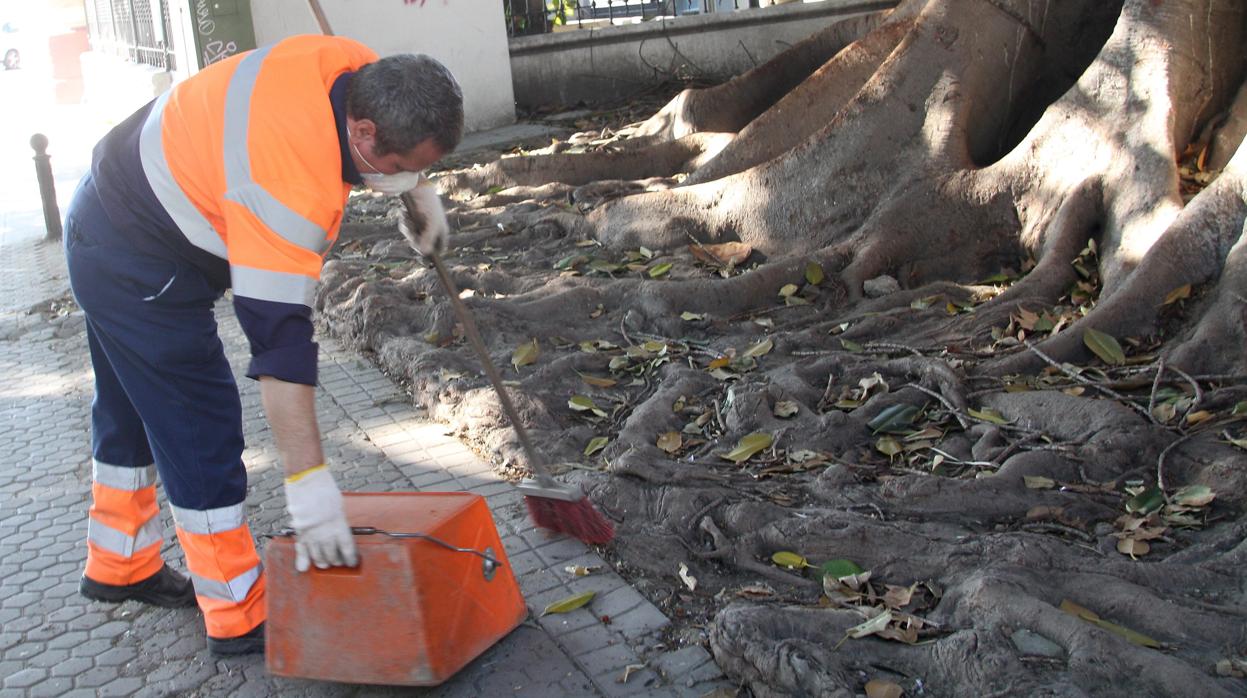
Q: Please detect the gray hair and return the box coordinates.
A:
[348,54,464,155]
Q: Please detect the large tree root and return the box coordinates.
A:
[318,0,1247,694]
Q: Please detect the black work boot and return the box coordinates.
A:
[208,622,265,656]
[80,565,197,608]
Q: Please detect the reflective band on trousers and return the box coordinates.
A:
[170,503,245,534]
[92,460,156,491]
[139,91,228,259]
[88,517,163,558]
[190,564,263,602]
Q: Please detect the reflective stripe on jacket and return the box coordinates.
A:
[140,35,377,309]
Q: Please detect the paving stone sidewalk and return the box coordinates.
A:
[0,233,730,696]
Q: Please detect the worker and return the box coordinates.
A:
[64,34,462,656]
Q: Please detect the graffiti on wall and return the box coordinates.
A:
[196,0,238,66]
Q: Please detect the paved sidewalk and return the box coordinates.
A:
[0,196,728,696]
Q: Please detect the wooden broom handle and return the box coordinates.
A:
[308,0,334,35]
[425,250,555,485]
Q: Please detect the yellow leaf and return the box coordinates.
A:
[688,241,752,267]
[771,551,810,569]
[512,338,539,370]
[743,338,774,358]
[1162,284,1191,305]
[541,591,596,616]
[1116,537,1150,557]
[968,407,1010,425]
[774,401,799,419]
[865,680,904,698]
[875,435,902,457]
[721,433,774,464]
[1059,599,1161,648]
[778,284,799,298]
[846,609,893,639]
[1185,410,1214,425]
[1024,476,1056,489]
[656,431,683,454]
[578,372,617,388]
[680,311,704,321]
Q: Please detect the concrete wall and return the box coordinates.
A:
[509,0,895,109]
[249,0,516,133]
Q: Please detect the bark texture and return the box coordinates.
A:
[319,0,1247,694]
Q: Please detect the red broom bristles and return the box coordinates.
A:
[524,495,615,545]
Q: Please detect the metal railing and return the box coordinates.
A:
[505,0,754,37]
[85,0,176,71]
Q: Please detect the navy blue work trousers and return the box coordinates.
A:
[64,175,248,511]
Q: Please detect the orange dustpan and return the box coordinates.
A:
[265,492,526,685]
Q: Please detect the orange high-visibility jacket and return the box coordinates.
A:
[143,35,377,309]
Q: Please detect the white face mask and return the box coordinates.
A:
[353,141,423,195]
[361,170,423,195]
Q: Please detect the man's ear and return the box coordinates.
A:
[347,117,377,141]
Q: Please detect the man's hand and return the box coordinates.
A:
[398,179,449,257]
[283,465,358,572]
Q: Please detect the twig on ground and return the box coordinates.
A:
[1169,364,1203,415]
[687,496,728,534]
[1023,340,1156,424]
[1148,357,1165,419]
[905,382,971,430]
[1019,522,1095,544]
[1156,433,1194,501]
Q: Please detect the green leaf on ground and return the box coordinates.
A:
[583,437,608,456]
[541,591,596,616]
[778,283,799,298]
[681,311,704,321]
[841,338,864,352]
[820,559,864,580]
[1171,484,1215,507]
[569,395,607,418]
[1083,327,1126,365]
[1125,486,1165,515]
[648,262,673,278]
[721,432,774,463]
[805,262,825,286]
[867,404,922,434]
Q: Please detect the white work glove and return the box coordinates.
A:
[283,465,358,572]
[398,179,449,257]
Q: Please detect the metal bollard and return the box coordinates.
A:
[30,133,62,242]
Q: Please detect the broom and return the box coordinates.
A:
[405,196,615,544]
